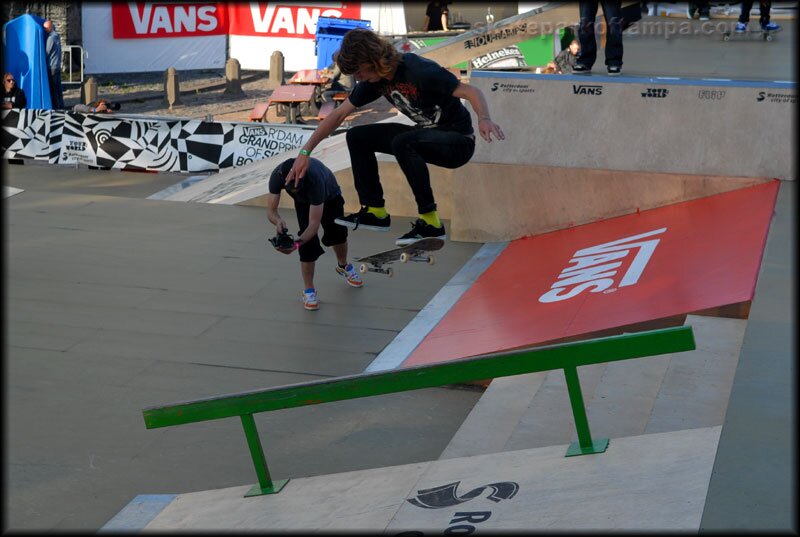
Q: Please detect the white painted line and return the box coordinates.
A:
[4,186,23,198]
[364,241,509,373]
[99,494,177,532]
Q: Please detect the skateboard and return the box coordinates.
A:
[722,27,781,42]
[355,238,445,277]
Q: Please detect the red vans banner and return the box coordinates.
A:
[112,2,360,39]
[112,3,228,38]
[227,3,361,38]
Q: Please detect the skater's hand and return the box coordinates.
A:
[478,118,505,143]
[286,155,309,189]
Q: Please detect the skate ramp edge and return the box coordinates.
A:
[104,426,721,532]
[174,74,790,243]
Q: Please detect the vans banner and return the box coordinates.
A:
[111,2,360,39]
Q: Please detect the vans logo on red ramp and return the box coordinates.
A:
[539,228,666,303]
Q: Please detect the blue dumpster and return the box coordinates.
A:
[315,17,371,70]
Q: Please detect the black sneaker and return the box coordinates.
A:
[573,64,591,74]
[607,65,621,76]
[334,206,390,231]
[396,219,446,246]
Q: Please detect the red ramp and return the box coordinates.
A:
[402,181,780,368]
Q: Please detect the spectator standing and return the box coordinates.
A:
[423,1,449,32]
[736,1,781,32]
[43,19,64,110]
[573,0,624,76]
[2,72,27,109]
[687,1,711,20]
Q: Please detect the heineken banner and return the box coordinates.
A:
[1,110,312,172]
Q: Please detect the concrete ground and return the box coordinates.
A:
[4,160,483,531]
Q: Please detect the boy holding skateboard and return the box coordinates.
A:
[284,28,504,246]
[267,157,363,311]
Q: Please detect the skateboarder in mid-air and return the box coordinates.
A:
[267,157,363,311]
[285,28,505,246]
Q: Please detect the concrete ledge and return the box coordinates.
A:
[470,73,795,180]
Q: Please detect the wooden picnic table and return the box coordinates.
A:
[268,84,316,124]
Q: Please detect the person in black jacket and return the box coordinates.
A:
[423,1,449,31]
[547,39,581,74]
[2,73,27,110]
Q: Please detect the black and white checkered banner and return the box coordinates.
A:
[1,110,312,173]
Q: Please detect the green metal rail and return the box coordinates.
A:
[142,326,695,497]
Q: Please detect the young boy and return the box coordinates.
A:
[267,157,363,311]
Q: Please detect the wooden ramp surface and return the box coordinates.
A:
[105,426,721,532]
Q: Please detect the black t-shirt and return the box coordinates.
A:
[426,2,448,31]
[2,86,27,109]
[268,157,341,205]
[348,53,472,135]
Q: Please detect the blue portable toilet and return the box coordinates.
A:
[3,13,52,109]
[315,17,372,70]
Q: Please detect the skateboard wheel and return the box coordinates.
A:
[387,268,394,278]
[723,33,730,41]
[359,264,367,274]
[765,34,773,41]
[428,255,436,266]
[400,253,409,263]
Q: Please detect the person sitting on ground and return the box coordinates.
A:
[71,99,120,114]
[2,72,27,109]
[546,39,581,74]
[267,157,363,311]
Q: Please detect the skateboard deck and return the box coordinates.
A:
[722,27,781,41]
[355,238,445,277]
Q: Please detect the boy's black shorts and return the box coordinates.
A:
[294,195,348,263]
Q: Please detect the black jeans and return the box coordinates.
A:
[577,0,624,69]
[48,69,64,109]
[346,123,475,214]
[739,1,771,25]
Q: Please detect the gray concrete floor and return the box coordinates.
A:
[618,15,796,81]
[4,160,483,531]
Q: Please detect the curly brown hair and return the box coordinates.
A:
[333,28,401,78]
